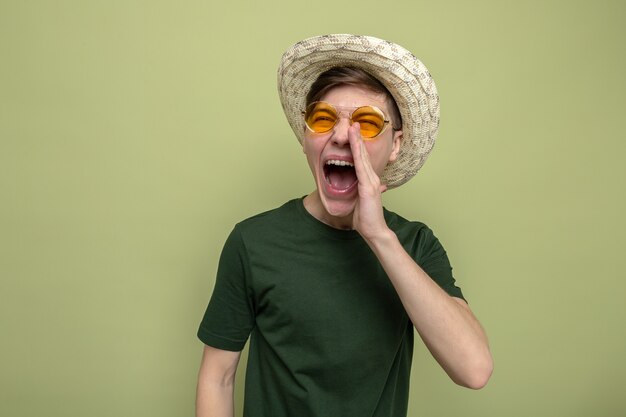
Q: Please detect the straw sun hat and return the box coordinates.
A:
[277,34,440,189]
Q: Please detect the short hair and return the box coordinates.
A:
[305,67,402,129]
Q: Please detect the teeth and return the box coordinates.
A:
[325,159,354,167]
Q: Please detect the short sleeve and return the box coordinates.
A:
[414,226,466,302]
[197,226,255,351]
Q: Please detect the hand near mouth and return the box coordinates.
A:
[349,122,391,241]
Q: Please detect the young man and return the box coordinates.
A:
[196,34,493,417]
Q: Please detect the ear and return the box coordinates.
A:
[388,130,403,163]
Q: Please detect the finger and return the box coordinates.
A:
[348,123,368,178]
[348,123,377,182]
[348,122,363,162]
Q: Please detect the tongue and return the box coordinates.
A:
[327,166,357,190]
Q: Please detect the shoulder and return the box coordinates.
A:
[384,207,432,239]
[219,199,301,258]
[383,208,446,259]
[233,198,301,236]
[384,207,464,298]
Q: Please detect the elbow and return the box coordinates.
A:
[456,354,494,390]
[464,367,492,390]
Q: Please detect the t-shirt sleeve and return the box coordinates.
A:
[414,225,466,302]
[197,226,255,351]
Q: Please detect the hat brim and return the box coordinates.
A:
[277,34,440,189]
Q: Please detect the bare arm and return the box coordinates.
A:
[349,124,493,389]
[196,345,242,417]
[365,231,493,389]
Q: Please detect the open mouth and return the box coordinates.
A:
[323,159,357,191]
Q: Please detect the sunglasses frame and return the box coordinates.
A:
[302,101,395,140]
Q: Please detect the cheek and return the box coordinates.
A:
[364,141,394,173]
[302,139,314,159]
[303,135,326,156]
[302,139,322,170]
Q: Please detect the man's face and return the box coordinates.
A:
[302,85,403,221]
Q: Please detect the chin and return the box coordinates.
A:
[320,194,357,219]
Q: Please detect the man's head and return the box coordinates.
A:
[277,34,440,189]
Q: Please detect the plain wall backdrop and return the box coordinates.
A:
[1,1,625,416]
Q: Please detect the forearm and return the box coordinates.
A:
[365,229,493,389]
[196,379,235,417]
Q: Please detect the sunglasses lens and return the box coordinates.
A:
[304,102,388,138]
[305,102,337,133]
[352,106,386,138]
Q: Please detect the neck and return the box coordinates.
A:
[303,192,354,230]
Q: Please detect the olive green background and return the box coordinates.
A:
[1,0,624,416]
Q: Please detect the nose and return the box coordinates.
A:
[330,116,351,146]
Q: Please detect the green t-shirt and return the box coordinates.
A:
[198,198,464,417]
